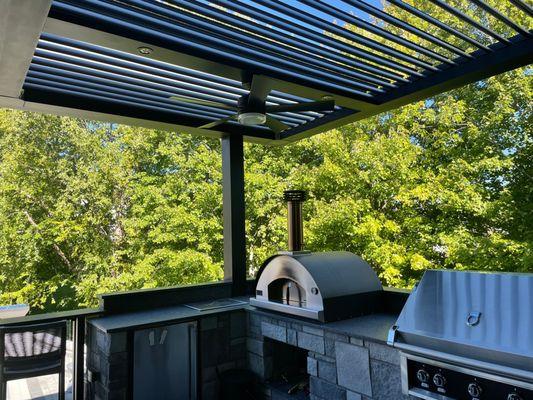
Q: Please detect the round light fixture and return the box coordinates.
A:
[137,46,154,55]
[238,112,266,126]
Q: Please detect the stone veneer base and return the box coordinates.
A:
[247,311,410,400]
[86,308,409,400]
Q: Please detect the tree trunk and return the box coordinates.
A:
[23,210,72,269]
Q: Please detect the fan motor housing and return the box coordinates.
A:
[238,94,265,114]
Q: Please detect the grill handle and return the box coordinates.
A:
[284,190,307,252]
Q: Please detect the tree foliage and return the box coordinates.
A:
[0,117,223,310]
[0,1,531,312]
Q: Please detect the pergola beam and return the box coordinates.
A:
[0,91,277,145]
[0,0,51,98]
[283,36,533,142]
[375,37,533,106]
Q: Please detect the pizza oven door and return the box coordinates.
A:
[268,278,307,308]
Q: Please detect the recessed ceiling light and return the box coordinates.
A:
[137,46,154,55]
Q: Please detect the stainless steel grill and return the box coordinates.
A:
[388,270,533,400]
[250,190,383,322]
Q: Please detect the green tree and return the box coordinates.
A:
[0,111,222,311]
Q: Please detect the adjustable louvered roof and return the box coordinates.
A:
[0,0,532,144]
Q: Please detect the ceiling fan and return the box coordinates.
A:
[169,74,335,133]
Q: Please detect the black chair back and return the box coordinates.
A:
[0,320,67,379]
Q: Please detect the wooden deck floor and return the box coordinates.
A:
[6,375,73,400]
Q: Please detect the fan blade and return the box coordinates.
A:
[265,99,335,113]
[264,115,289,134]
[199,115,237,129]
[170,95,235,110]
[248,75,271,106]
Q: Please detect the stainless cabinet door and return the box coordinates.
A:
[133,322,197,400]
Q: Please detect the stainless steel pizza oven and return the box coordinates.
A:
[388,270,533,400]
[250,191,383,322]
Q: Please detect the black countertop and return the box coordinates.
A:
[89,297,249,333]
[248,306,397,343]
[89,297,399,343]
[322,313,397,343]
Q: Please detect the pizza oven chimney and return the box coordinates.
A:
[283,190,307,252]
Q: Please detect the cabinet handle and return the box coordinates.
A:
[189,323,198,399]
[160,329,168,345]
[149,330,155,346]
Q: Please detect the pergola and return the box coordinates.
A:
[0,0,532,297]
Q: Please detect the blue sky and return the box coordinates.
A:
[239,0,385,33]
[284,0,384,18]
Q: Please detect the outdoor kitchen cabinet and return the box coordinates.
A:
[133,321,197,400]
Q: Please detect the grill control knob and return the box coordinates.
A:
[416,369,430,383]
[468,382,482,397]
[507,394,523,400]
[433,373,446,387]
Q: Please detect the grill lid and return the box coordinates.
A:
[389,270,533,375]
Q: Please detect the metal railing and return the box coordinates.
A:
[0,308,101,400]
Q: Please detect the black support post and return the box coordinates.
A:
[222,134,247,296]
[72,316,85,400]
